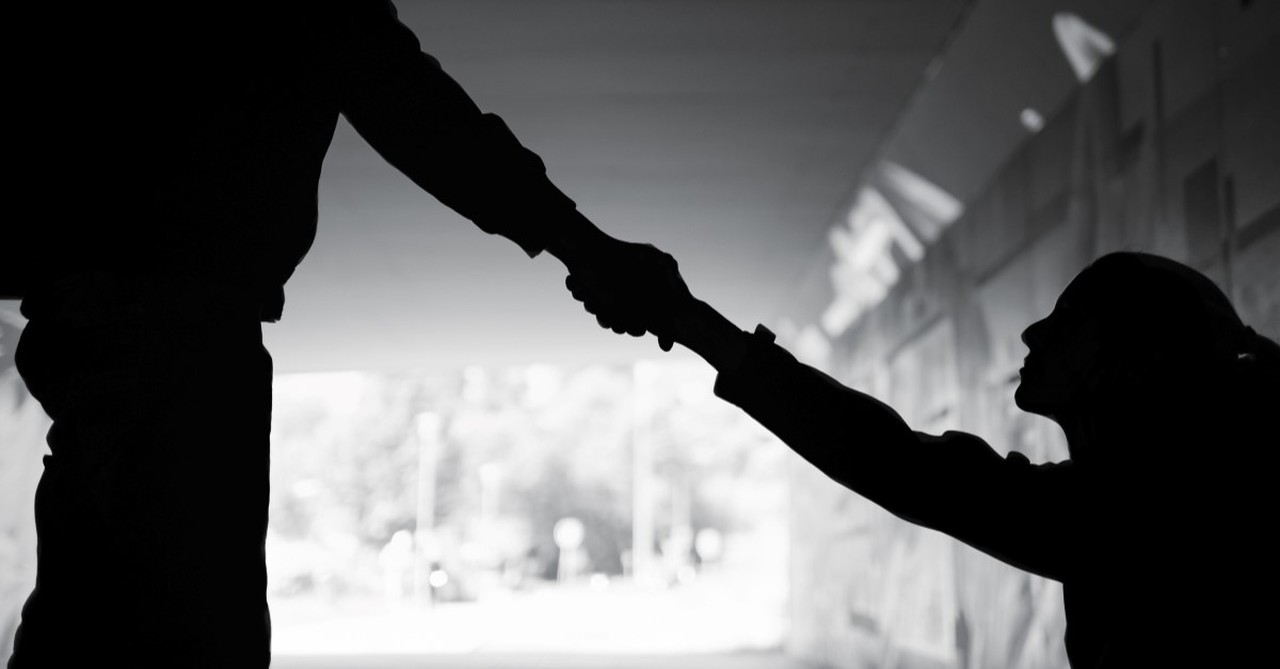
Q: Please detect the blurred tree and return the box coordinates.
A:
[265,360,785,595]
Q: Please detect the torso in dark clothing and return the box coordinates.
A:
[12,1,575,309]
[21,3,336,294]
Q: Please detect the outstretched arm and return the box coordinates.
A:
[662,293,1079,581]
[313,0,588,257]
[313,1,686,340]
[672,300,924,492]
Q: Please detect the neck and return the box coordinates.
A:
[1055,408,1097,465]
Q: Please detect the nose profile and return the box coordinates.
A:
[1021,319,1044,349]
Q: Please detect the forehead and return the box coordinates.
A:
[1060,256,1150,305]
[1056,269,1105,308]
[1048,266,1139,328]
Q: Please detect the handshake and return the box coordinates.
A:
[555,228,750,371]
[563,237,696,353]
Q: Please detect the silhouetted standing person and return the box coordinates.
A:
[5,2,679,667]
[578,251,1279,667]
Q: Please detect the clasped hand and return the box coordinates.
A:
[564,238,694,351]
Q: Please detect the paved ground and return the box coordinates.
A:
[273,652,813,669]
[270,578,789,657]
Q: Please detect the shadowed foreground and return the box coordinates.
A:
[273,653,810,669]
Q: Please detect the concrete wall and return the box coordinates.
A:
[785,2,1278,668]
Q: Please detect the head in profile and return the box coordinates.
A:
[1013,251,1278,471]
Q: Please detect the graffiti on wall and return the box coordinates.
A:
[783,2,1278,667]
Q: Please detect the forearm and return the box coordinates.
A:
[672,301,908,453]
[328,1,583,258]
[672,299,749,372]
[701,322,918,498]
[543,210,615,271]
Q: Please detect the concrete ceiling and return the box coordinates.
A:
[266,0,971,373]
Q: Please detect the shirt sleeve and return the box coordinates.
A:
[310,0,579,258]
[714,326,1080,582]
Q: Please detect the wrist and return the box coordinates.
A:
[676,300,749,372]
[545,211,611,270]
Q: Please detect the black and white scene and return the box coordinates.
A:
[2,1,1278,668]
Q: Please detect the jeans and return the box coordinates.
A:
[8,272,273,668]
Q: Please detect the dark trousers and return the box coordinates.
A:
[8,273,273,668]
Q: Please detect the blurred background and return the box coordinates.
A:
[3,1,1277,667]
[261,362,791,658]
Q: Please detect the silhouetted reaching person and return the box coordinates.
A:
[4,2,682,667]
[575,251,1279,667]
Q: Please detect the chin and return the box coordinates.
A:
[1014,382,1050,416]
[1014,385,1031,411]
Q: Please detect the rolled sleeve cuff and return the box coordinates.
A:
[713,325,784,410]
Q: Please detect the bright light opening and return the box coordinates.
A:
[266,361,792,656]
